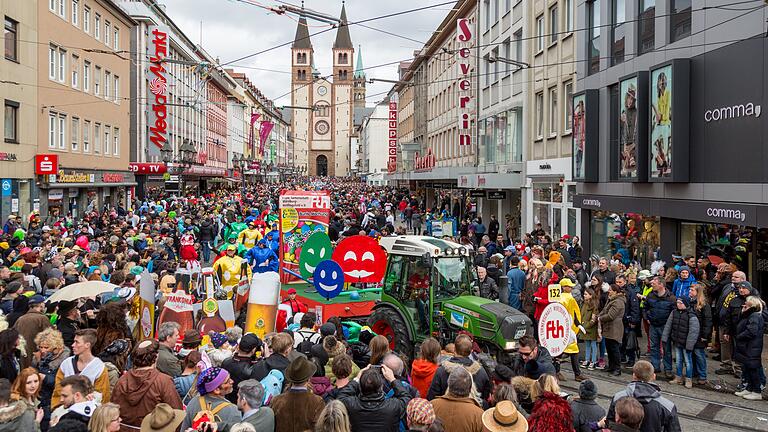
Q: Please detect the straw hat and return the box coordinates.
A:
[481,401,528,432]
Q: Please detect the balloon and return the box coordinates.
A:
[332,235,387,283]
[299,231,333,279]
[313,260,344,300]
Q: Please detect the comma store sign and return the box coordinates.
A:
[704,102,762,123]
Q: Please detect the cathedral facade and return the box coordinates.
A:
[291,5,365,177]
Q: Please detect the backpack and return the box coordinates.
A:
[191,396,234,429]
[295,330,319,357]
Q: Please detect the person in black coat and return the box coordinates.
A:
[426,335,492,407]
[570,380,606,432]
[338,365,411,432]
[619,275,641,366]
[221,334,263,403]
[56,300,81,350]
[0,329,20,385]
[733,296,765,400]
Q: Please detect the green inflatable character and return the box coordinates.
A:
[298,231,333,279]
[218,232,247,256]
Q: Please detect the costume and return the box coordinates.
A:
[238,226,264,250]
[212,252,250,299]
[245,240,279,273]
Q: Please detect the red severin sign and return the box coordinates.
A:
[35,154,58,175]
[387,100,398,173]
[456,18,474,146]
[128,163,167,174]
[414,148,435,171]
[148,26,169,149]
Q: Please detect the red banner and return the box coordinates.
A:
[259,121,274,157]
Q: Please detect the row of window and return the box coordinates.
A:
[483,29,523,87]
[48,45,120,103]
[483,0,515,29]
[534,80,574,139]
[48,111,120,156]
[535,0,575,52]
[587,0,691,74]
[49,0,120,51]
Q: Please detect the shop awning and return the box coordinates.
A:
[41,182,138,188]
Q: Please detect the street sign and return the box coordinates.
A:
[469,190,486,198]
[538,302,572,357]
[1,179,11,197]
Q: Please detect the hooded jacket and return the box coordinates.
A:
[426,356,491,407]
[111,368,183,431]
[607,381,681,432]
[0,401,35,432]
[734,307,765,367]
[671,269,696,299]
[510,346,557,380]
[410,359,438,398]
[198,220,217,242]
[661,306,699,351]
[644,289,676,327]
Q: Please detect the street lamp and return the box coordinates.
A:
[160,139,198,195]
[231,154,250,196]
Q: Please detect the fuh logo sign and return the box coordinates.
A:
[704,102,762,123]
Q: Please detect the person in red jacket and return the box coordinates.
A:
[411,338,440,398]
[534,269,560,321]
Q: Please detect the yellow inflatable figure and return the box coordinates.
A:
[558,278,582,357]
[213,245,251,299]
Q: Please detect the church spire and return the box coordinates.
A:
[333,4,353,49]
[292,13,312,49]
[354,45,365,79]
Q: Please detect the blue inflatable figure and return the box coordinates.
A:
[245,239,279,273]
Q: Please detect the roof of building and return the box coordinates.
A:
[292,14,313,49]
[333,5,353,49]
[354,45,365,79]
[354,106,375,126]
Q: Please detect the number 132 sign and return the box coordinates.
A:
[538,302,572,356]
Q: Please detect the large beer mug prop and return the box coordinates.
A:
[245,272,281,339]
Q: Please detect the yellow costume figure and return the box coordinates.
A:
[558,281,582,356]
[238,225,264,250]
[213,245,251,299]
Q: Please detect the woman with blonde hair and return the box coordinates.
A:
[88,402,121,432]
[315,400,351,432]
[530,374,560,402]
[688,284,712,385]
[32,328,69,429]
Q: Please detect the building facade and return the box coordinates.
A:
[359,101,390,185]
[389,0,479,215]
[290,6,361,177]
[574,0,768,293]
[38,0,136,218]
[522,0,579,240]
[474,0,527,238]
[1,0,37,221]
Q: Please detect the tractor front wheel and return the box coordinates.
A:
[368,307,413,359]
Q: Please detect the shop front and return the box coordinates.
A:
[388,166,478,215]
[38,169,136,219]
[524,157,579,242]
[457,172,523,239]
[183,165,227,194]
[576,194,768,298]
[0,152,36,222]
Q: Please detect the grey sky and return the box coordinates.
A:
[160,0,455,106]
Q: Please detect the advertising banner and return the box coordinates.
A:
[147,26,170,150]
[279,190,331,284]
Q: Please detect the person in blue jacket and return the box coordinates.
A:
[672,266,696,299]
[506,256,526,311]
[265,230,280,254]
[245,239,279,273]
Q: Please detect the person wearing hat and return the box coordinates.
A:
[482,400,528,432]
[180,367,240,431]
[237,222,264,250]
[56,300,81,350]
[721,276,757,380]
[221,333,264,404]
[661,295,699,389]
[557,277,587,382]
[281,287,307,315]
[13,294,52,368]
[139,403,184,432]
[111,340,183,431]
[178,329,202,359]
[407,398,437,431]
[570,380,605,432]
[270,356,325,432]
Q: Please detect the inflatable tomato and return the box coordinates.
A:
[332,235,387,283]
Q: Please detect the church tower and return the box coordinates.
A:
[291,13,313,174]
[332,4,354,176]
[353,45,366,109]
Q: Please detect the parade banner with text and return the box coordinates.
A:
[279,190,331,284]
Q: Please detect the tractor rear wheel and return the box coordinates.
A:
[368,307,413,358]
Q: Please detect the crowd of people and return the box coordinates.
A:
[0,177,763,432]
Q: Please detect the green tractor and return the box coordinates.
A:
[369,236,532,362]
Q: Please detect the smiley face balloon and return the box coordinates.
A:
[313,260,345,299]
[332,235,387,283]
[299,231,333,279]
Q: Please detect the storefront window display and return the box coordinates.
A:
[532,182,570,240]
[681,223,753,272]
[590,211,660,268]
